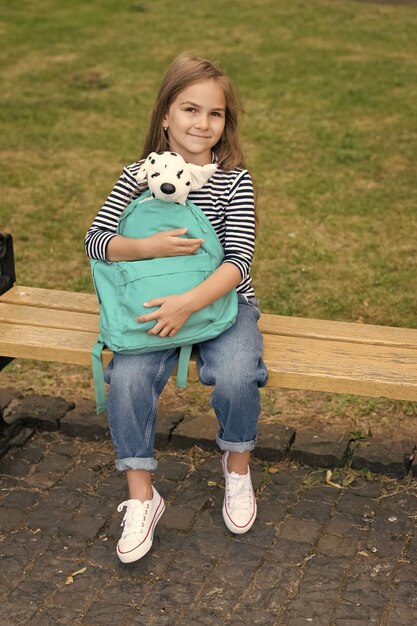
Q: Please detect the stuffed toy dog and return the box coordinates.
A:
[134,151,217,203]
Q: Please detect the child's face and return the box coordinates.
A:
[163,79,226,166]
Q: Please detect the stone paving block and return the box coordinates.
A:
[3,395,74,430]
[155,454,190,482]
[279,517,323,544]
[255,422,295,461]
[298,484,341,504]
[345,478,384,498]
[155,409,186,449]
[210,560,260,588]
[5,426,35,449]
[364,528,406,558]
[0,387,23,412]
[378,490,417,514]
[316,533,359,557]
[31,607,81,626]
[301,555,347,589]
[141,579,202,611]
[60,466,101,492]
[9,437,45,464]
[325,513,370,538]
[170,413,218,450]
[386,606,417,626]
[291,499,333,522]
[336,491,377,519]
[266,536,312,565]
[350,438,415,477]
[164,553,214,584]
[0,452,32,478]
[257,500,288,523]
[229,607,279,625]
[196,581,242,613]
[0,602,38,625]
[94,473,127,502]
[288,429,350,468]
[283,598,336,625]
[349,554,395,581]
[9,577,60,606]
[60,398,109,440]
[160,505,196,531]
[78,449,114,469]
[228,521,277,551]
[51,564,108,609]
[0,528,51,566]
[0,507,26,533]
[333,599,385,623]
[82,602,134,626]
[372,507,413,535]
[49,534,87,561]
[171,476,213,511]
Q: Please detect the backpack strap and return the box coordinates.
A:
[92,337,107,414]
[176,344,193,388]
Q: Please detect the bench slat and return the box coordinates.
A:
[0,323,112,367]
[2,322,417,401]
[263,335,417,401]
[260,313,417,349]
[3,286,417,350]
[0,286,99,314]
[0,303,99,333]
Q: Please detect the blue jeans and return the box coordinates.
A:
[104,295,268,471]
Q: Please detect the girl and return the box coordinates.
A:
[85,53,268,563]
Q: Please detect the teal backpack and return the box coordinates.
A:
[91,189,238,413]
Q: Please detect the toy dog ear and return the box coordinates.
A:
[188,163,217,191]
[135,152,158,183]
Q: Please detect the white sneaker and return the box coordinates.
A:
[116,487,165,563]
[222,451,257,534]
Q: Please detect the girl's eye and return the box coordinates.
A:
[185,107,197,113]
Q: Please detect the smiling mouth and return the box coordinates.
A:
[189,134,211,139]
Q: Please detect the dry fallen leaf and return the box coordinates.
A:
[325,470,344,489]
[65,566,87,585]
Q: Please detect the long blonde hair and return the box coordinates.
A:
[141,53,246,171]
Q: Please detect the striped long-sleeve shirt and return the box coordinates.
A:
[85,160,256,297]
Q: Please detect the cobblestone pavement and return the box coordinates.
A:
[1,428,416,626]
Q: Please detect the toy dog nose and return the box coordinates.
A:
[160,183,176,195]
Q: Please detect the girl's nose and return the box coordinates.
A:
[196,114,209,129]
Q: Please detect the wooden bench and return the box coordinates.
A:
[1,234,417,424]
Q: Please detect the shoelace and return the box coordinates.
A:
[117,500,150,536]
[226,473,253,511]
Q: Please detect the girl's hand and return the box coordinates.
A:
[136,293,195,337]
[143,228,204,258]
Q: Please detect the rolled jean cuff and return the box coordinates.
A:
[216,434,256,453]
[115,457,158,472]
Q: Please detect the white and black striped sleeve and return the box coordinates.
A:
[222,170,256,280]
[84,162,144,260]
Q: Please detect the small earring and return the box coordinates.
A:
[163,126,168,132]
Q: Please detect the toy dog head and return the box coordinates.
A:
[135,151,217,205]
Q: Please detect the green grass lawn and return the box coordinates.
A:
[1,0,417,436]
